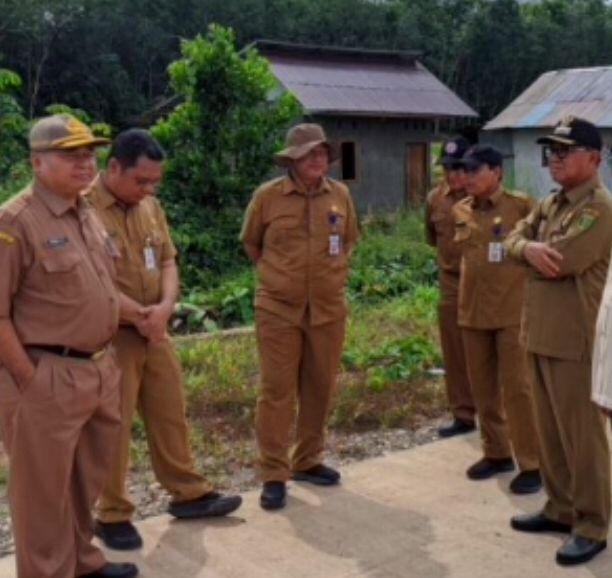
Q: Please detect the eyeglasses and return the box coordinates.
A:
[543,145,592,161]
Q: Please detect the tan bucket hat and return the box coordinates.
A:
[29,114,110,152]
[274,123,339,168]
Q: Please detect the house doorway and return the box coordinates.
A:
[406,143,429,206]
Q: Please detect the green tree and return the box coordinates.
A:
[0,69,29,203]
[152,24,301,288]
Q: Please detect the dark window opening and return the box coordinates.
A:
[341,142,357,181]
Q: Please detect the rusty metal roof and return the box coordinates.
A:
[250,40,477,119]
[484,67,612,130]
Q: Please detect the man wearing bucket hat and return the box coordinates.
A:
[240,123,360,510]
[0,114,138,577]
[425,137,476,438]
[506,117,612,566]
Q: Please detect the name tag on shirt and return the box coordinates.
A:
[144,246,157,271]
[329,234,341,256]
[488,242,504,263]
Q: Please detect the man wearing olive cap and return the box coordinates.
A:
[0,114,137,577]
[506,117,612,566]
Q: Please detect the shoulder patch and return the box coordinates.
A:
[0,231,16,245]
[576,208,600,232]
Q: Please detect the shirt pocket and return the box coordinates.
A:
[40,250,86,299]
[265,215,303,246]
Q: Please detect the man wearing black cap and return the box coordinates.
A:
[425,137,476,437]
[505,117,612,565]
[452,144,541,495]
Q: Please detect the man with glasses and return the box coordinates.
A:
[0,114,137,577]
[505,117,612,566]
[452,145,541,495]
[425,137,476,438]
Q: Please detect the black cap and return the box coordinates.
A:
[536,116,602,150]
[459,144,504,170]
[439,137,471,168]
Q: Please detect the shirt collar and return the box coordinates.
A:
[562,175,601,206]
[471,186,503,208]
[89,172,120,209]
[281,175,331,196]
[32,180,78,217]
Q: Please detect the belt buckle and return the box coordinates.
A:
[91,348,106,362]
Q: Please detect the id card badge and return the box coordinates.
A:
[488,242,504,263]
[144,244,157,271]
[329,234,341,256]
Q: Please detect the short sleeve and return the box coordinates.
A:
[0,222,25,318]
[240,191,265,247]
[156,201,177,263]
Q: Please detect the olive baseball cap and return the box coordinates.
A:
[536,116,602,150]
[29,114,110,152]
[274,123,339,168]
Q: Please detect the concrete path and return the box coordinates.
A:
[1,432,610,577]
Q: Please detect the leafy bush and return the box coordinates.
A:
[152,25,302,289]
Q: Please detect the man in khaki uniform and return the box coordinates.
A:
[425,137,476,437]
[0,115,137,577]
[87,129,241,551]
[506,117,611,566]
[453,145,541,495]
[241,124,360,510]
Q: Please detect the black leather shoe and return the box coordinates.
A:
[466,457,515,480]
[556,534,607,566]
[260,481,287,510]
[509,469,542,495]
[168,491,242,519]
[438,419,476,438]
[511,511,572,533]
[292,464,341,486]
[79,562,139,578]
[94,521,143,551]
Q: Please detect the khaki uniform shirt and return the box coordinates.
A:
[505,176,612,361]
[425,182,467,300]
[240,175,360,326]
[85,175,177,307]
[453,187,535,329]
[426,182,466,274]
[0,182,119,352]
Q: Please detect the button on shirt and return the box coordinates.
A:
[0,183,119,351]
[86,175,177,307]
[240,175,360,326]
[505,176,612,361]
[453,187,535,329]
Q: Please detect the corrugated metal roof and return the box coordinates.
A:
[251,41,477,119]
[485,66,612,130]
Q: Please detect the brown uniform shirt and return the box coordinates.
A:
[453,187,535,329]
[426,182,467,274]
[85,175,177,307]
[240,175,360,326]
[0,182,119,352]
[505,176,612,361]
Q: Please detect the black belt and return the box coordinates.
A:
[27,344,107,361]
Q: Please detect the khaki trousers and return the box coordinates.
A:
[438,272,475,423]
[462,326,539,471]
[96,328,212,523]
[255,308,345,482]
[0,351,121,578]
[529,354,611,541]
